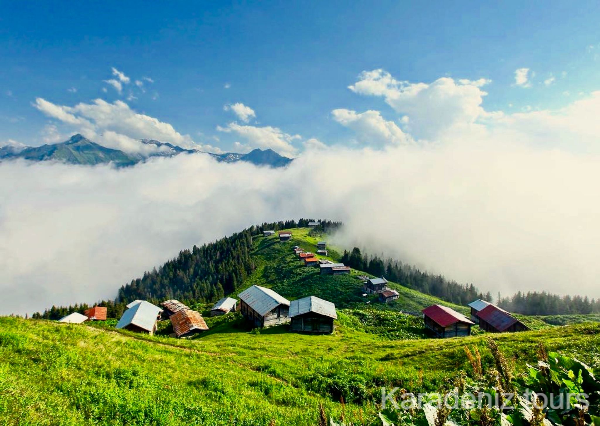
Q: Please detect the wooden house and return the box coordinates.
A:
[299,252,314,259]
[379,289,399,303]
[279,232,292,241]
[332,266,351,275]
[364,277,388,294]
[308,221,319,228]
[170,309,209,338]
[467,299,491,323]
[211,297,238,316]
[263,230,275,237]
[304,257,319,267]
[290,296,337,334]
[116,301,163,335]
[84,306,107,321]
[316,249,328,256]
[319,263,345,275]
[422,305,474,338]
[238,285,290,328]
[317,241,327,250]
[160,300,190,319]
[475,304,528,333]
[58,312,88,324]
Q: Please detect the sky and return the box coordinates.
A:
[2,1,600,314]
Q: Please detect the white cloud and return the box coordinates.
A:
[224,103,256,123]
[33,98,205,154]
[224,83,231,89]
[143,77,154,83]
[544,76,556,86]
[111,67,130,84]
[102,87,107,93]
[6,90,13,97]
[515,68,531,87]
[103,79,123,94]
[303,138,328,151]
[67,87,77,93]
[348,69,490,140]
[217,123,298,157]
[135,80,144,88]
[40,124,64,144]
[331,109,410,147]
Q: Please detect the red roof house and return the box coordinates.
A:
[422,305,474,338]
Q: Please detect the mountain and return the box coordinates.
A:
[0,134,293,168]
[0,134,137,167]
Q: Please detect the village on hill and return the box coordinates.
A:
[57,225,528,341]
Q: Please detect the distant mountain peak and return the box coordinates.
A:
[66,134,89,144]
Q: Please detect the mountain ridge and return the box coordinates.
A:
[0,134,293,168]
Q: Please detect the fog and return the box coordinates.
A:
[1,140,599,315]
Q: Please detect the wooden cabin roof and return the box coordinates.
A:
[161,299,189,314]
[211,297,237,312]
[476,305,524,331]
[58,312,88,324]
[116,301,162,332]
[368,277,387,285]
[290,296,337,319]
[468,299,491,312]
[170,310,208,337]
[238,285,290,317]
[84,306,107,320]
[422,305,474,328]
[380,290,399,298]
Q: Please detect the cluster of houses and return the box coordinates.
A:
[57,306,108,324]
[362,276,400,303]
[421,299,528,338]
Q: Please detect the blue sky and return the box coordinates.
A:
[2,0,600,153]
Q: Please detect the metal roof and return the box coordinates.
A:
[170,310,209,337]
[58,312,88,323]
[468,299,491,312]
[116,301,162,332]
[320,263,345,269]
[211,297,237,312]
[368,277,388,285]
[476,305,520,332]
[317,241,326,245]
[380,290,399,298]
[126,300,143,308]
[238,285,290,317]
[290,296,337,319]
[422,305,474,327]
[308,221,319,226]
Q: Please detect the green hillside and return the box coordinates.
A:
[3,226,600,425]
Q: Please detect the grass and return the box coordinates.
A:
[1,227,599,425]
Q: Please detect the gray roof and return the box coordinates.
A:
[238,285,290,317]
[368,277,388,285]
[290,296,337,319]
[318,241,326,245]
[116,301,162,332]
[58,312,88,323]
[126,300,143,308]
[308,221,319,225]
[211,297,237,312]
[320,263,345,269]
[468,299,491,312]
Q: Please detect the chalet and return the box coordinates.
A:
[304,257,320,267]
[160,300,189,319]
[263,230,276,237]
[290,296,337,334]
[211,297,238,316]
[422,305,474,338]
[317,241,327,250]
[364,277,388,294]
[238,285,291,328]
[332,266,351,275]
[308,221,319,228]
[320,263,345,275]
[299,252,315,259]
[379,289,400,303]
[170,309,209,338]
[468,299,491,323]
[116,301,162,335]
[279,232,292,241]
[58,312,88,324]
[294,248,304,255]
[476,304,529,333]
[316,249,328,256]
[84,306,107,321]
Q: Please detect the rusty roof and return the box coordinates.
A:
[380,290,399,298]
[476,304,522,332]
[305,257,319,262]
[299,252,315,258]
[422,305,474,328]
[161,299,189,314]
[84,306,107,320]
[170,309,209,337]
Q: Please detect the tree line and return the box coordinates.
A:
[33,219,341,320]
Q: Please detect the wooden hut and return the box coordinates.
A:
[290,296,337,334]
[364,277,388,294]
[211,297,237,316]
[116,301,162,335]
[319,263,345,275]
[263,230,275,237]
[170,309,209,338]
[160,300,190,319]
[238,285,290,328]
[84,306,107,321]
[467,299,491,323]
[475,304,528,333]
[316,249,328,256]
[304,257,320,267]
[317,241,327,250]
[58,312,88,324]
[331,266,351,275]
[422,305,474,338]
[379,289,399,303]
[299,252,314,259]
[279,232,292,241]
[308,221,319,228]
